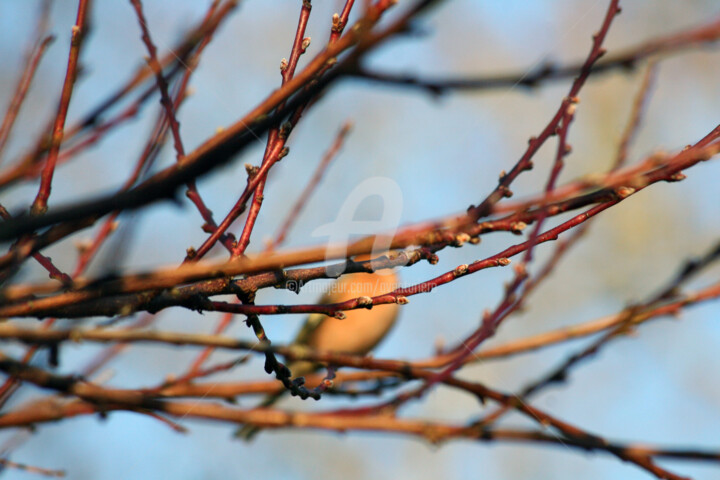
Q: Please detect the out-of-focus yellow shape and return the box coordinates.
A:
[235,254,400,440]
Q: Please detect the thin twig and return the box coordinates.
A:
[32,0,92,215]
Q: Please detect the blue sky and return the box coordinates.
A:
[0,1,719,479]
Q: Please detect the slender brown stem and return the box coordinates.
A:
[32,0,92,216]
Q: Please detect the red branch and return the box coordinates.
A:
[31,0,92,216]
[0,35,55,162]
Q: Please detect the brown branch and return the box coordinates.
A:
[466,0,622,224]
[351,16,720,96]
[0,205,71,285]
[2,279,717,363]
[266,120,353,251]
[614,62,658,169]
[0,19,235,404]
[6,127,708,305]
[0,1,239,192]
[2,395,716,471]
[180,0,350,378]
[0,458,64,478]
[129,0,186,161]
[31,0,92,216]
[129,0,232,253]
[375,0,625,403]
[0,34,55,163]
[0,354,698,479]
[0,0,437,242]
[226,0,316,259]
[512,61,660,306]
[477,239,720,427]
[2,136,716,319]
[329,0,356,44]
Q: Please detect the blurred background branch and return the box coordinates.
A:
[0,1,718,479]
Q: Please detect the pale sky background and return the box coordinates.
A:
[0,1,719,479]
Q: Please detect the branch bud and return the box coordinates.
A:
[331,13,342,32]
[614,186,635,199]
[278,146,290,160]
[510,222,527,235]
[357,296,373,309]
[454,264,469,276]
